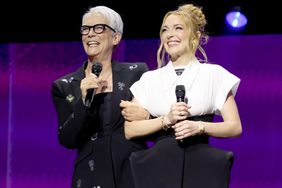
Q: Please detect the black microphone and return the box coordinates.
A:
[85,62,103,108]
[175,85,186,102]
[175,85,186,142]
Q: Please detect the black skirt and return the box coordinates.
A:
[129,115,234,188]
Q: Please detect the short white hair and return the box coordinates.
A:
[83,6,123,35]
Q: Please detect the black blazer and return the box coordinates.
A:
[51,61,148,187]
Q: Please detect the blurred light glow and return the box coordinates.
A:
[226,11,247,30]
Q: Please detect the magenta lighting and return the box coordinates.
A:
[225,11,247,30]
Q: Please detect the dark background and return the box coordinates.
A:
[0,0,281,43]
[1,1,282,188]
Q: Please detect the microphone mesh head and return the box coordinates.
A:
[175,85,185,102]
[92,62,103,76]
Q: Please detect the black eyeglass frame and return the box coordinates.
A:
[80,24,116,35]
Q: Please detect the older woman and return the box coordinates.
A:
[51,6,148,188]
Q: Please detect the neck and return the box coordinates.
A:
[171,55,196,67]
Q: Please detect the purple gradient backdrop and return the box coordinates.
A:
[1,35,282,188]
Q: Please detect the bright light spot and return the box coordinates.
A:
[226,11,247,30]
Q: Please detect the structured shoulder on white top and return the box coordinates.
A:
[131,60,240,117]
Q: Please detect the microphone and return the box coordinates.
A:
[85,62,103,108]
[175,85,186,102]
[175,85,186,142]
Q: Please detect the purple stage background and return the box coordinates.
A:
[1,35,282,187]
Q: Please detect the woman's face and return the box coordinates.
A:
[160,14,191,60]
[81,13,118,61]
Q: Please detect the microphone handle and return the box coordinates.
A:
[177,97,186,142]
[85,88,95,108]
[177,98,185,102]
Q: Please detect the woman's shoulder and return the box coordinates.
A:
[200,62,224,69]
[53,68,82,85]
[199,62,227,74]
[199,62,239,82]
[113,61,148,72]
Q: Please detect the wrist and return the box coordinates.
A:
[198,121,205,135]
[161,115,172,130]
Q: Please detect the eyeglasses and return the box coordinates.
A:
[80,24,116,35]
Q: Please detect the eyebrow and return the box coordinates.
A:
[162,24,184,28]
[173,24,184,27]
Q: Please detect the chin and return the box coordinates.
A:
[166,47,178,54]
[167,51,178,57]
[87,49,100,56]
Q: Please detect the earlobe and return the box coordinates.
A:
[196,31,201,38]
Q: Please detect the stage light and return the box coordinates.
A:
[225,10,247,30]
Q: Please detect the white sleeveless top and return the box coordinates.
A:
[130,59,240,117]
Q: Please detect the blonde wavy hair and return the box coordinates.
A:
[157,4,209,68]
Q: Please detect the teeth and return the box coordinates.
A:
[87,41,99,46]
[168,42,179,46]
[168,41,179,45]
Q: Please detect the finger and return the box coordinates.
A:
[176,110,186,118]
[172,122,181,129]
[175,132,186,140]
[120,100,126,107]
[121,110,126,116]
[174,102,188,110]
[124,100,132,107]
[175,131,184,137]
[120,100,131,108]
[174,124,186,132]
[178,113,188,121]
[90,72,99,78]
[179,111,186,116]
[123,113,128,121]
[175,136,183,140]
[173,110,180,117]
[179,103,188,110]
[176,132,194,140]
